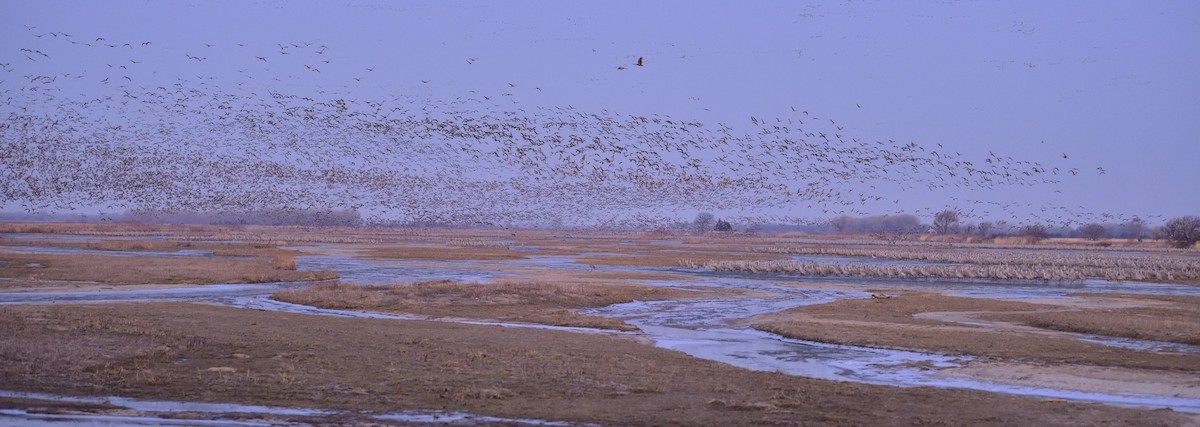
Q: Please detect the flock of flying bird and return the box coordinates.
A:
[1,26,1137,229]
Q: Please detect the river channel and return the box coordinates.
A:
[2,238,1198,423]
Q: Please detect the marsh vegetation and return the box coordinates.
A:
[0,223,1198,425]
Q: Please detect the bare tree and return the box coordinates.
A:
[693,212,714,233]
[1020,224,1049,240]
[1079,223,1106,241]
[977,221,994,237]
[829,215,850,233]
[1122,216,1147,241]
[932,210,960,234]
[1158,216,1200,248]
[714,219,733,232]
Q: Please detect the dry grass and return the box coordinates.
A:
[694,258,1200,283]
[759,244,1200,270]
[0,221,209,235]
[0,253,335,288]
[984,294,1200,345]
[272,280,692,331]
[0,302,1184,426]
[751,293,1200,371]
[444,238,512,248]
[0,238,309,259]
[0,239,184,251]
[271,253,297,270]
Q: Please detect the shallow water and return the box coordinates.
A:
[0,390,584,426]
[566,260,1200,413]
[0,282,316,305]
[0,410,274,427]
[2,240,1198,414]
[291,245,499,284]
[1074,333,1200,355]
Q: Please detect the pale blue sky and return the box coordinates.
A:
[2,1,1198,225]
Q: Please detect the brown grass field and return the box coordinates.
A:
[0,302,1189,426]
[751,291,1200,371]
[983,293,1200,345]
[272,280,697,331]
[0,250,336,289]
[2,222,1199,424]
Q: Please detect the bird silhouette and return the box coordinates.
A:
[0,25,1109,228]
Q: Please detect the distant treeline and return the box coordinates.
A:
[826,214,922,233]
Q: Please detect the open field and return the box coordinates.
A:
[0,302,1188,426]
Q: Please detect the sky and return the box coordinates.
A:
[2,0,1198,226]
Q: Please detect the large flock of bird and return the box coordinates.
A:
[1,26,1132,228]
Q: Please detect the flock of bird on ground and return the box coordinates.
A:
[0,26,1137,229]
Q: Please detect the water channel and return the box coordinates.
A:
[1,238,1198,423]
